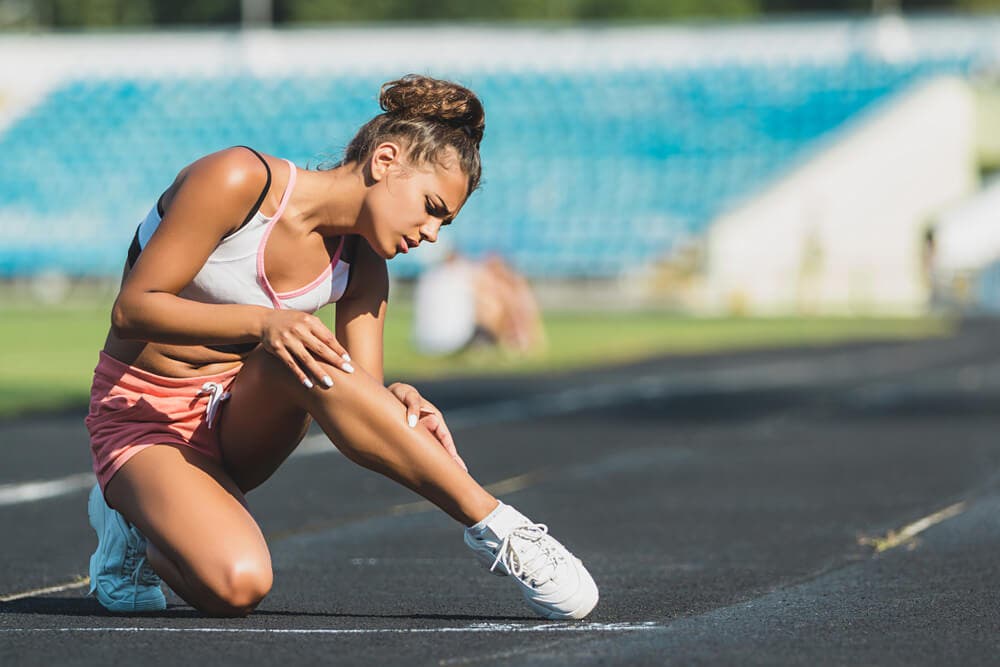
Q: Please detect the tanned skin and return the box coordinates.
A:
[102,144,499,616]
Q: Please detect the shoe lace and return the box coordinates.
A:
[132,553,160,587]
[122,528,160,588]
[489,523,565,587]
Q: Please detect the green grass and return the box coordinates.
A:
[0,300,955,418]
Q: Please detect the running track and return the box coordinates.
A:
[3,321,1000,665]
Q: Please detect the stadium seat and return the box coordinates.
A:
[0,56,974,278]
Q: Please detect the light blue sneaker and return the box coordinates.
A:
[87,484,166,612]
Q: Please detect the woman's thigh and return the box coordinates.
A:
[216,347,313,492]
[104,444,272,609]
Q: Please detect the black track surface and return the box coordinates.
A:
[4,321,1000,665]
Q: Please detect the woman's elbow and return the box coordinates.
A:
[110,298,138,339]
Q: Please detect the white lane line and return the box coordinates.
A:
[0,622,663,635]
[0,578,90,603]
[857,501,967,553]
[0,472,95,507]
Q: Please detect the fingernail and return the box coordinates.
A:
[342,353,352,362]
[302,378,314,389]
[322,375,333,388]
[343,363,355,374]
[408,414,418,428]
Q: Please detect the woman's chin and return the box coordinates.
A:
[372,237,403,260]
[373,241,393,260]
[390,240,408,259]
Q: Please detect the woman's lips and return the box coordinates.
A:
[398,239,409,254]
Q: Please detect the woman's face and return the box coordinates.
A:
[360,143,468,260]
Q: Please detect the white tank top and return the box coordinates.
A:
[133,158,350,313]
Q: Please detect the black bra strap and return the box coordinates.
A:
[236,145,272,230]
[131,146,272,270]
[126,226,141,269]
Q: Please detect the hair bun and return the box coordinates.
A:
[380,74,485,145]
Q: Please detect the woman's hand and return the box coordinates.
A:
[388,382,467,471]
[260,310,354,388]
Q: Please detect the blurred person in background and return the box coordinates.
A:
[85,75,597,619]
[413,243,546,357]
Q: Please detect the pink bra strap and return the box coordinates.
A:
[272,159,297,220]
[256,159,299,309]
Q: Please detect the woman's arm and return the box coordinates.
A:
[335,237,389,384]
[112,148,276,344]
[112,147,352,386]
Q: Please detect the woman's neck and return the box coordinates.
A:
[289,163,366,237]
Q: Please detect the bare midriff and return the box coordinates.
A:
[102,334,248,379]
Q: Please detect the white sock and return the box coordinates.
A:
[467,501,529,540]
[468,501,506,535]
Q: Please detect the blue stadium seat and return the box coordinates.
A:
[0,56,975,279]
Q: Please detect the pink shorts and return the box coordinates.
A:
[85,351,242,494]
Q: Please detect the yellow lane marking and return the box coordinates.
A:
[0,576,90,603]
[382,470,546,518]
[858,501,967,553]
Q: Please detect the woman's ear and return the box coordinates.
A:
[369,142,401,183]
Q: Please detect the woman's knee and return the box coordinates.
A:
[203,557,273,616]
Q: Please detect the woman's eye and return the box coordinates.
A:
[425,200,448,219]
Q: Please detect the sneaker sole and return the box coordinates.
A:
[525,585,600,620]
[93,591,168,613]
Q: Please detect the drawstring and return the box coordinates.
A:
[197,382,231,429]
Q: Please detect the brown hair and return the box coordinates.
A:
[343,74,485,195]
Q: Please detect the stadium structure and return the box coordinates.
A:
[1,16,999,314]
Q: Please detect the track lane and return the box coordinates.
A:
[4,322,1000,664]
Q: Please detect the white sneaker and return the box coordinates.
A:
[464,503,599,620]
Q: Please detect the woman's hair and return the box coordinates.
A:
[343,74,485,194]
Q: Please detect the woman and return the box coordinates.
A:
[85,74,598,620]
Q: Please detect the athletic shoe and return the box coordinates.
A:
[87,484,166,612]
[464,502,599,620]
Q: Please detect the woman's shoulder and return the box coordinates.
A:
[157,147,269,215]
[154,147,276,238]
[162,147,271,212]
[189,146,274,189]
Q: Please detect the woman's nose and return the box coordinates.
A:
[420,221,440,243]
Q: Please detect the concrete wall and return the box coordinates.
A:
[704,77,978,316]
